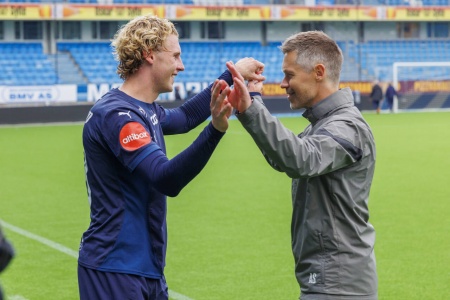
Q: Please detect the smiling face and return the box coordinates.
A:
[279,31,343,110]
[151,34,185,94]
[280,51,320,110]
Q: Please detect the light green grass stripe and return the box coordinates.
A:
[0,220,193,300]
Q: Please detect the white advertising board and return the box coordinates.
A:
[0,85,77,104]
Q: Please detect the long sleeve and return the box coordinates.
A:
[236,100,361,179]
[160,70,234,135]
[134,122,225,196]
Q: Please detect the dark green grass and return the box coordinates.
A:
[0,111,449,299]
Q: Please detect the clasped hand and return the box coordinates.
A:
[211,58,265,132]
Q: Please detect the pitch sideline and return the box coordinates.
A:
[0,220,194,300]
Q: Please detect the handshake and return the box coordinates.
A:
[210,58,265,133]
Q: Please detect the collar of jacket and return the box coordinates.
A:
[302,87,354,124]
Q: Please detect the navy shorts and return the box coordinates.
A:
[78,264,168,300]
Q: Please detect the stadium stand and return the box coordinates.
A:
[357,40,450,81]
[0,43,58,86]
[1,40,450,85]
[58,42,119,84]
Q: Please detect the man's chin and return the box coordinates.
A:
[164,85,173,94]
[289,103,300,110]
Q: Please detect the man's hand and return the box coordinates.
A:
[247,80,264,94]
[210,79,232,133]
[234,57,265,82]
[226,61,253,113]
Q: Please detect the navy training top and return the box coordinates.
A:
[79,73,230,278]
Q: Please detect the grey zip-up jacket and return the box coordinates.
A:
[237,88,377,300]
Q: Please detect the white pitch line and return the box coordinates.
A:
[1,220,78,258]
[168,290,195,300]
[8,295,28,300]
[0,220,193,300]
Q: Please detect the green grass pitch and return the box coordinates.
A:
[0,111,449,299]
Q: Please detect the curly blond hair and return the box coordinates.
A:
[111,15,178,80]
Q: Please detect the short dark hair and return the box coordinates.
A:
[280,31,343,84]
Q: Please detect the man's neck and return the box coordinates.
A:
[119,77,158,104]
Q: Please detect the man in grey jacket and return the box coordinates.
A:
[213,31,377,299]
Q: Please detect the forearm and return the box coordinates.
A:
[237,101,301,176]
[237,101,352,178]
[165,71,234,133]
[134,122,224,196]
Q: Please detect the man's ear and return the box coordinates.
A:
[143,50,154,64]
[314,64,325,81]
